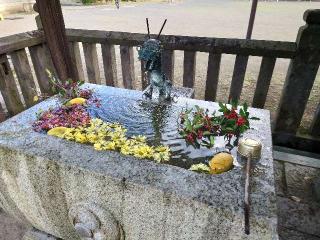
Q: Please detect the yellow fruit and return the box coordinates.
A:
[0,15,4,21]
[47,127,69,138]
[209,152,233,174]
[66,98,87,106]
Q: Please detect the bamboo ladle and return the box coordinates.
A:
[237,138,262,235]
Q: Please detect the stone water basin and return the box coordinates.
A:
[0,84,278,240]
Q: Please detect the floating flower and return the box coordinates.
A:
[47,127,69,138]
[189,163,211,173]
[33,104,91,132]
[45,118,171,163]
[66,98,87,106]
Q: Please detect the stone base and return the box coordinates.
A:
[23,228,58,240]
[0,84,277,239]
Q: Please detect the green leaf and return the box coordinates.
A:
[240,108,246,117]
[194,124,203,130]
[186,119,192,131]
[210,135,215,146]
[243,102,248,112]
[219,102,225,109]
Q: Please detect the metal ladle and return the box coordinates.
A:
[237,138,262,235]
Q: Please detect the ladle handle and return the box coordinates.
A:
[244,153,252,235]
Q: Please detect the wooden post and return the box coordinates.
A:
[246,0,258,40]
[274,10,320,134]
[34,0,76,82]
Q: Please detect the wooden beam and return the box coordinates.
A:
[35,1,76,81]
[0,30,44,55]
[66,29,297,58]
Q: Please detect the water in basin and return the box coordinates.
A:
[87,91,239,170]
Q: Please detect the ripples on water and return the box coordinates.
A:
[87,94,239,170]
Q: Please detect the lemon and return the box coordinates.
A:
[209,152,233,174]
[66,98,87,106]
[47,127,69,138]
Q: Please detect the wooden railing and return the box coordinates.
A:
[0,9,319,152]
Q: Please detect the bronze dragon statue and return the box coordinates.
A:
[137,19,172,101]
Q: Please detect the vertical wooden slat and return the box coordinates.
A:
[252,57,276,108]
[10,49,37,107]
[69,42,85,82]
[29,44,55,94]
[83,43,100,84]
[140,61,148,90]
[310,103,320,137]
[0,54,24,115]
[162,50,175,81]
[120,46,135,89]
[229,55,249,102]
[205,53,221,101]
[101,43,117,86]
[183,51,196,88]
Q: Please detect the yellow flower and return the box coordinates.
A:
[155,145,170,153]
[120,144,132,155]
[132,135,147,143]
[94,142,103,151]
[47,127,69,138]
[50,118,171,163]
[74,132,87,143]
[153,152,170,163]
[86,133,98,143]
[66,98,87,106]
[189,163,211,173]
[104,141,116,150]
[63,128,75,140]
[133,145,154,159]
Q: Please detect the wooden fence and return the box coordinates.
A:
[0,9,319,152]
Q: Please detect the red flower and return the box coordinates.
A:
[186,133,195,143]
[236,117,246,126]
[197,130,203,139]
[226,110,238,119]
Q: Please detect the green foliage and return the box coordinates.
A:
[178,101,260,149]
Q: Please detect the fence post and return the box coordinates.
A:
[34,0,77,82]
[274,9,320,134]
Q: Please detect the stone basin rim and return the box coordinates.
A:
[0,84,275,217]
